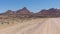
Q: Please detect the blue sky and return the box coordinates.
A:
[0,0,60,13]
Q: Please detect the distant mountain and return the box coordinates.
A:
[38,9,48,15]
[0,7,60,18]
[15,7,34,18]
[16,7,31,15]
[4,10,15,15]
[37,8,60,17]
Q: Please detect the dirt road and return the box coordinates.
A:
[0,18,60,34]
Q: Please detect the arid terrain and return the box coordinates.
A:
[0,7,60,34]
[0,18,60,34]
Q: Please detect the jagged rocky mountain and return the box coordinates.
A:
[0,7,60,18]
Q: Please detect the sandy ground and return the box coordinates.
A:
[0,18,60,34]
